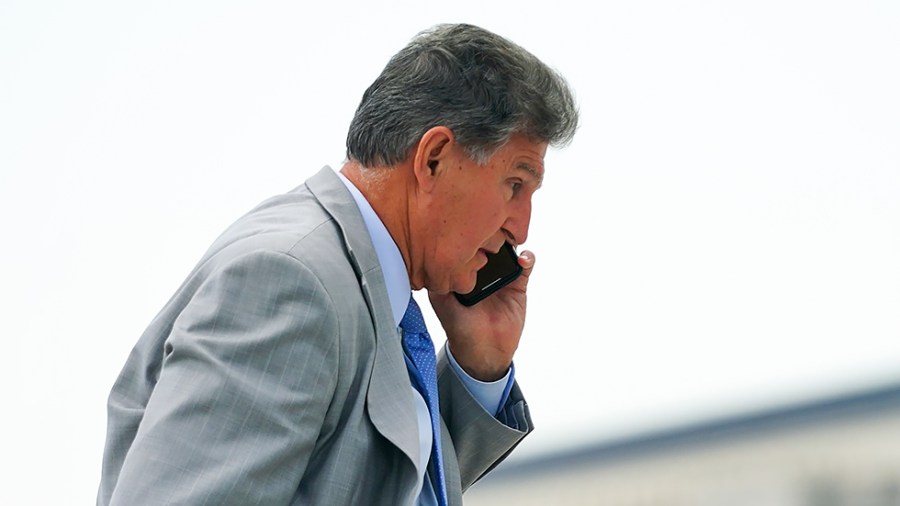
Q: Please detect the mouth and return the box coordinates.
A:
[476,248,491,266]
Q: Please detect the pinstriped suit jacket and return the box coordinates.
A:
[97,167,533,505]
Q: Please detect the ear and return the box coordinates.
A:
[412,126,455,192]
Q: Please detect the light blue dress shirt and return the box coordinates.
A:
[337,170,514,505]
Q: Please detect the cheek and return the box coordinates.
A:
[437,184,506,246]
[472,193,507,229]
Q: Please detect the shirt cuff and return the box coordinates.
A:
[445,344,515,417]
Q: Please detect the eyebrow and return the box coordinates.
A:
[516,161,544,188]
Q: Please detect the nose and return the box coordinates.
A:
[502,196,532,246]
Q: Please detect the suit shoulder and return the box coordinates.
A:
[206,185,340,260]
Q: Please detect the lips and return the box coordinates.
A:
[476,248,490,266]
[484,242,506,256]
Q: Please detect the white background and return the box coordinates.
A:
[2,1,898,503]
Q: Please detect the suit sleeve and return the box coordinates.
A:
[108,250,340,506]
[436,346,534,492]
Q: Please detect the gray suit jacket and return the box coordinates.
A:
[98,167,533,505]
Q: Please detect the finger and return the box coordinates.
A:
[517,249,536,278]
[506,250,535,293]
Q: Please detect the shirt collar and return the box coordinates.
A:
[337,170,410,328]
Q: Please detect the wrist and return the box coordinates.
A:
[447,343,512,382]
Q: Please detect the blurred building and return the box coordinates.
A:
[465,382,900,506]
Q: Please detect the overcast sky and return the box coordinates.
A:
[2,1,899,503]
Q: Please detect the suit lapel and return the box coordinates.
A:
[305,166,420,469]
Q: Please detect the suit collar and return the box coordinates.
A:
[334,170,410,327]
[305,166,420,469]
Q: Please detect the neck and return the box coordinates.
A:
[340,160,424,289]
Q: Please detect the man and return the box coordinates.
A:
[98,23,577,505]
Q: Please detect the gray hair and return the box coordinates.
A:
[345,24,578,167]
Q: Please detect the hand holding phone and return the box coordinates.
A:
[454,242,523,306]
[431,245,531,380]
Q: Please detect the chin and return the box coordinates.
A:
[422,279,457,295]
[452,276,479,295]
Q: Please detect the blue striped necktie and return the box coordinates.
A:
[400,296,447,506]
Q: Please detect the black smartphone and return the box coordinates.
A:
[454,242,523,306]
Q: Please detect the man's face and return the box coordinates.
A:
[421,134,547,294]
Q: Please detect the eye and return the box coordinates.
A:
[509,180,523,194]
